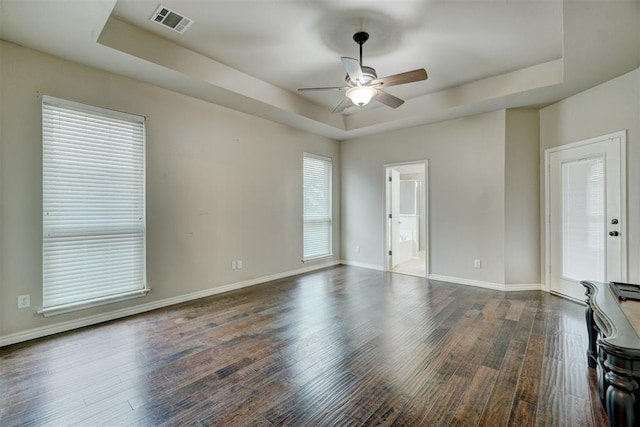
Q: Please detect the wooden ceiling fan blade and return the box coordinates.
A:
[374,90,404,109]
[371,69,428,88]
[341,57,364,83]
[297,86,346,92]
[332,97,353,114]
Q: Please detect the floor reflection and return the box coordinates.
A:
[0,267,604,426]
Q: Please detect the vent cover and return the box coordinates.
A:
[150,5,193,34]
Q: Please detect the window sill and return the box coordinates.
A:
[302,254,334,264]
[38,288,150,317]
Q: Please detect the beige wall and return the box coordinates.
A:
[0,41,340,339]
[341,110,509,285]
[5,36,637,342]
[505,109,540,285]
[540,68,640,283]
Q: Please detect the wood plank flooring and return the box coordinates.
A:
[0,266,607,426]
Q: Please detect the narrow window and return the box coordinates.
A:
[303,153,332,260]
[41,96,147,316]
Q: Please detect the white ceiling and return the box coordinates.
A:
[1,0,639,140]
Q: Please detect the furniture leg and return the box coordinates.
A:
[605,371,638,427]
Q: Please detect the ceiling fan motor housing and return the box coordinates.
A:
[345,66,377,86]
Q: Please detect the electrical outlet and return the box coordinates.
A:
[237,260,243,269]
[18,294,30,309]
[474,259,481,269]
[356,245,360,253]
[231,261,237,270]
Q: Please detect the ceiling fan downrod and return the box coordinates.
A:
[353,31,369,65]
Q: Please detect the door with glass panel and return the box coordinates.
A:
[548,132,625,301]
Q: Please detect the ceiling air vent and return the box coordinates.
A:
[150,5,193,34]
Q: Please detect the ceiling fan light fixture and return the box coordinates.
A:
[346,86,377,107]
[297,31,427,113]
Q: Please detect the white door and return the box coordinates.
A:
[548,132,625,301]
[390,168,401,269]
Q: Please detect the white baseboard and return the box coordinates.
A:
[336,266,541,292]
[549,290,587,305]
[0,260,340,348]
[428,274,541,292]
[339,260,384,271]
[428,274,505,291]
[505,283,542,291]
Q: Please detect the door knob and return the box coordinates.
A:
[609,231,619,237]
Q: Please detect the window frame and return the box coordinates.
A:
[40,95,148,316]
[302,152,333,262]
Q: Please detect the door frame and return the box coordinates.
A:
[383,160,429,277]
[543,130,627,295]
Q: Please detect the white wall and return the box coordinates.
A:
[540,68,640,283]
[341,110,508,285]
[0,41,340,341]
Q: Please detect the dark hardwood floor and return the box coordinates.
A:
[0,266,606,426]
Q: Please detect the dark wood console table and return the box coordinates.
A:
[582,280,640,426]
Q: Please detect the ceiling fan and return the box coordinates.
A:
[298,32,428,113]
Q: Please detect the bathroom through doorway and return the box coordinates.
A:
[385,161,428,278]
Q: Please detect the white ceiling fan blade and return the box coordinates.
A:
[297,86,346,92]
[341,57,364,84]
[374,90,404,109]
[332,97,353,114]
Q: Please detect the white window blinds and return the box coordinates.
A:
[561,156,605,282]
[42,96,147,315]
[303,153,332,260]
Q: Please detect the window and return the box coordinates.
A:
[303,153,332,260]
[41,96,147,316]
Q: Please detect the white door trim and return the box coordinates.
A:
[543,130,627,294]
[383,160,429,277]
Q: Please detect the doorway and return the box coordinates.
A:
[545,131,626,301]
[385,161,428,277]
